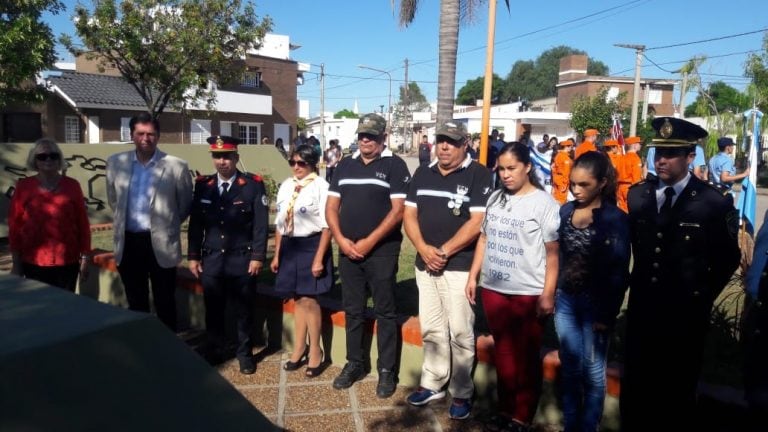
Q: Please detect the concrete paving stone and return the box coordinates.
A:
[284,362,341,384]
[284,382,352,413]
[239,387,280,417]
[433,412,487,432]
[217,358,282,386]
[283,412,356,432]
[253,346,285,363]
[360,407,436,431]
[354,380,413,409]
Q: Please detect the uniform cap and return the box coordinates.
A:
[435,121,467,142]
[604,139,619,147]
[355,113,387,136]
[717,137,735,149]
[206,135,239,152]
[584,129,599,137]
[560,139,574,146]
[649,117,707,148]
[625,136,642,145]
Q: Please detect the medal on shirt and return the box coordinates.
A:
[448,185,469,216]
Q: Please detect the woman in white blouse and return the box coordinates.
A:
[271,144,334,378]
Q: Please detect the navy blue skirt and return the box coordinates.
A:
[274,234,334,297]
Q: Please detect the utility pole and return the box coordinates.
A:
[615,43,645,136]
[479,0,498,167]
[403,58,409,152]
[641,80,650,123]
[319,63,325,160]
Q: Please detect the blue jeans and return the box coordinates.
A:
[554,290,609,432]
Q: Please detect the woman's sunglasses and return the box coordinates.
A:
[35,153,61,161]
[288,160,308,168]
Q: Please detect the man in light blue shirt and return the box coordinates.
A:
[709,137,750,190]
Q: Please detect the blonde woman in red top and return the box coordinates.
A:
[9,138,91,291]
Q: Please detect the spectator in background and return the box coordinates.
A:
[466,142,559,432]
[537,134,550,153]
[418,135,433,167]
[106,113,193,331]
[187,136,269,375]
[403,122,491,419]
[326,113,411,398]
[555,152,630,432]
[574,129,598,160]
[272,144,334,378]
[468,136,480,161]
[324,139,342,182]
[709,137,750,191]
[9,138,91,292]
[552,139,574,204]
[530,135,554,194]
[275,138,288,159]
[261,136,270,145]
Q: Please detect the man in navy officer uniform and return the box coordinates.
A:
[621,117,740,430]
[187,135,269,374]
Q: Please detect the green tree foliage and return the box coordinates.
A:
[684,81,750,117]
[745,32,768,112]
[0,0,64,107]
[393,82,431,134]
[569,87,627,137]
[455,74,505,105]
[333,109,358,119]
[62,0,272,119]
[296,117,307,131]
[504,46,609,101]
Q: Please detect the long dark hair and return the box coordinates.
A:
[489,142,544,208]
[572,151,617,205]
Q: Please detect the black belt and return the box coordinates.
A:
[125,231,151,238]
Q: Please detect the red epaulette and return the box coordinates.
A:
[237,177,247,186]
[251,174,263,182]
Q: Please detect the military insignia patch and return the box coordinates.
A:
[660,118,674,139]
[215,136,224,148]
[261,195,269,206]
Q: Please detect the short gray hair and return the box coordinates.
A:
[26,138,65,171]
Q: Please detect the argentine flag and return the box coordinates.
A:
[736,108,763,235]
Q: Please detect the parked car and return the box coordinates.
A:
[346,141,359,155]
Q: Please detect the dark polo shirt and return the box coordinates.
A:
[405,155,492,271]
[328,149,411,257]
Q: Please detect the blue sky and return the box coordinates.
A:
[46,0,766,114]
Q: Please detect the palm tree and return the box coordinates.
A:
[395,0,507,126]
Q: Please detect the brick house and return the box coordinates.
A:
[1,34,304,145]
[556,54,677,116]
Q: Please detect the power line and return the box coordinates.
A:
[407,0,648,68]
[646,27,768,51]
[611,49,762,76]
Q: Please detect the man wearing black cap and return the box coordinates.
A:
[326,113,411,397]
[621,117,740,430]
[708,136,750,190]
[187,136,269,374]
[403,121,491,419]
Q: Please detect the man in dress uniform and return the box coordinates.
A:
[621,117,740,430]
[744,215,768,430]
[187,136,269,374]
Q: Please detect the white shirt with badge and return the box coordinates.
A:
[275,175,330,237]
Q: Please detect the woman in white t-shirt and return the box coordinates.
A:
[271,144,334,378]
[466,142,560,432]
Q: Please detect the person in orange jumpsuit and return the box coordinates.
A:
[614,136,644,213]
[574,128,598,159]
[552,138,574,204]
[603,139,628,211]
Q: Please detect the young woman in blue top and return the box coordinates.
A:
[554,151,631,432]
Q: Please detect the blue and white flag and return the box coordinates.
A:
[736,108,763,235]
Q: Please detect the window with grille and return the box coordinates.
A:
[120,117,131,141]
[241,70,261,88]
[190,119,211,144]
[64,116,80,143]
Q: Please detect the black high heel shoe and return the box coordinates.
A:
[283,345,309,371]
[305,350,325,378]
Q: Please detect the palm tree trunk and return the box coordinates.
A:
[436,0,459,126]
